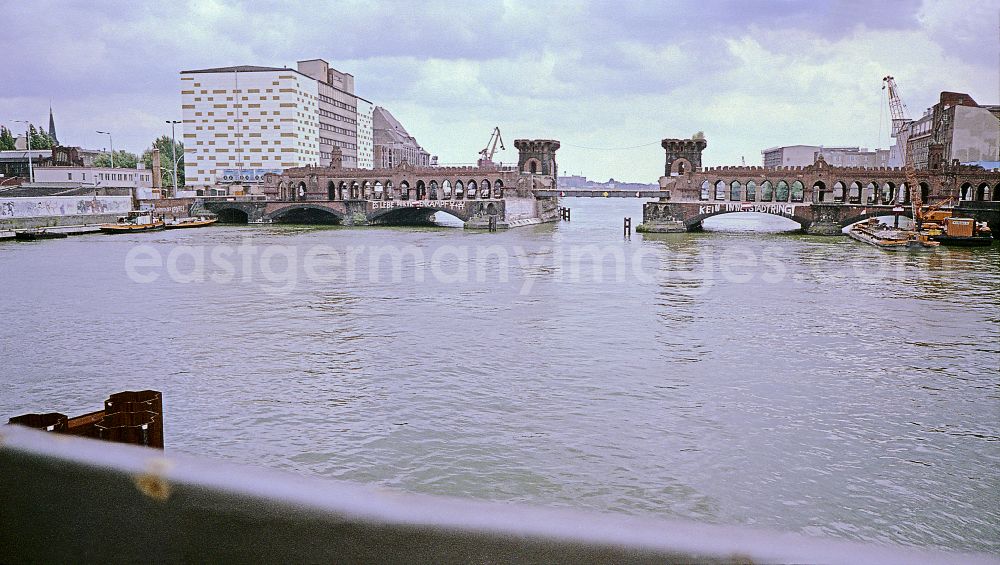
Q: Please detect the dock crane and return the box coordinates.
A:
[882,76,910,138]
[477,127,505,167]
[883,75,928,229]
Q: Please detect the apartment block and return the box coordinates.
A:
[180,65,320,188]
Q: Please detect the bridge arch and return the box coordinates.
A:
[832,181,845,202]
[760,180,773,202]
[864,182,877,204]
[670,158,692,176]
[730,180,741,201]
[813,180,827,202]
[848,181,861,203]
[898,183,910,204]
[976,182,990,201]
[686,206,813,232]
[481,179,491,199]
[454,180,464,199]
[327,181,336,201]
[714,180,726,200]
[880,182,895,204]
[790,180,805,202]
[994,183,1000,201]
[215,207,250,224]
[775,180,789,202]
[960,182,972,201]
[840,207,913,229]
[429,180,439,200]
[266,203,344,225]
[746,181,757,201]
[467,180,478,199]
[493,179,504,198]
[699,180,710,200]
[524,158,541,174]
[368,204,471,225]
[442,180,452,199]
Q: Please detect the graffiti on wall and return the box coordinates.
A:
[0,196,133,218]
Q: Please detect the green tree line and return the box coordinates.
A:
[0,124,55,150]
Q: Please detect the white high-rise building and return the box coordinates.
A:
[180,65,320,189]
[356,99,374,169]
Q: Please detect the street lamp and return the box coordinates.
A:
[96,130,114,168]
[166,120,181,197]
[12,120,33,183]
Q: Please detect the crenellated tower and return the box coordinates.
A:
[662,137,707,176]
[515,139,560,177]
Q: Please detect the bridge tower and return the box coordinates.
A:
[515,139,560,177]
[662,137,707,176]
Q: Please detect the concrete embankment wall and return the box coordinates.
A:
[504,196,540,222]
[0,196,134,229]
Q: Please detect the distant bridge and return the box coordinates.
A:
[535,189,663,198]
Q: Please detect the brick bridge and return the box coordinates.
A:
[199,140,562,229]
[640,138,1000,235]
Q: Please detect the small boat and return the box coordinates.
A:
[848,218,939,251]
[14,228,69,241]
[99,211,165,234]
[163,216,218,230]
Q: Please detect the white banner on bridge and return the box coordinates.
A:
[371,200,470,211]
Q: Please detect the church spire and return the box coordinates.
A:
[48,105,58,145]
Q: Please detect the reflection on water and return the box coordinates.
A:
[1,198,998,552]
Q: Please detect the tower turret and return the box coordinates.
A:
[515,139,560,177]
[662,137,706,176]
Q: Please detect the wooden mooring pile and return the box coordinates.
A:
[7,390,163,449]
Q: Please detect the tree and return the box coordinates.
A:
[141,135,185,188]
[94,149,139,169]
[28,124,54,149]
[0,126,15,150]
[692,131,706,140]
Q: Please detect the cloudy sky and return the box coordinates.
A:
[3,0,997,182]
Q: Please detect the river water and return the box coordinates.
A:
[1,198,998,553]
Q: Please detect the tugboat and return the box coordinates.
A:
[848,218,939,251]
[14,228,69,241]
[99,211,165,234]
[163,215,218,230]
